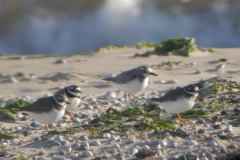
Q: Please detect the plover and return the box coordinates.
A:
[54,85,82,118]
[19,94,70,132]
[151,84,200,121]
[103,65,158,107]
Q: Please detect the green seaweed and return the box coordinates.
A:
[18,154,27,160]
[152,37,197,57]
[0,131,19,139]
[172,109,209,119]
[143,103,156,112]
[0,145,7,149]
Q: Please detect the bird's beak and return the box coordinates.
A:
[150,72,158,76]
[197,91,201,94]
[66,101,71,104]
[78,90,82,93]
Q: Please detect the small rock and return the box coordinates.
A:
[215,63,225,69]
[73,143,80,147]
[166,79,178,84]
[197,128,206,134]
[213,124,222,130]
[60,140,70,146]
[102,153,108,159]
[207,141,217,147]
[168,141,177,148]
[157,140,167,147]
[55,59,67,64]
[81,141,89,148]
[90,140,101,146]
[197,119,206,124]
[51,140,61,146]
[79,135,88,141]
[54,135,63,142]
[72,118,81,123]
[129,148,138,155]
[82,151,92,158]
[65,146,72,153]
[220,146,228,154]
[103,133,111,139]
[187,140,198,145]
[30,121,41,127]
[142,145,151,151]
[84,104,93,109]
[126,139,135,144]
[37,156,46,160]
[112,144,120,148]
[227,144,237,149]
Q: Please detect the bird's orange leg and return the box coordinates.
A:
[70,111,74,118]
[47,124,49,132]
[177,113,187,122]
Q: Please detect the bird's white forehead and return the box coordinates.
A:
[75,87,81,91]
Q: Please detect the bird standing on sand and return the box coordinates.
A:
[19,94,70,132]
[103,65,158,108]
[151,84,200,121]
[55,85,82,118]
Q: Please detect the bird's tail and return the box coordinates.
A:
[102,77,115,82]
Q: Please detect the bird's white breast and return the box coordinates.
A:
[161,97,195,113]
[26,105,66,124]
[113,77,149,93]
[66,97,81,110]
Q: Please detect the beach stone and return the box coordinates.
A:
[220,146,228,154]
[168,141,177,148]
[73,118,81,123]
[73,143,80,147]
[157,140,167,147]
[54,135,63,142]
[112,144,120,148]
[65,146,72,153]
[206,152,215,160]
[187,140,198,145]
[155,144,161,150]
[102,153,108,159]
[34,137,42,141]
[55,59,67,64]
[215,63,225,69]
[142,145,151,151]
[129,148,138,155]
[90,140,101,146]
[126,139,135,144]
[106,91,116,99]
[227,144,237,149]
[200,157,208,160]
[103,133,111,139]
[79,135,88,141]
[197,128,206,134]
[60,140,70,146]
[101,101,110,105]
[30,121,41,127]
[197,119,206,124]
[207,141,217,147]
[84,104,93,109]
[81,141,89,148]
[82,151,92,158]
[37,156,46,160]
[213,124,222,129]
[56,123,65,128]
[224,127,233,132]
[51,140,61,146]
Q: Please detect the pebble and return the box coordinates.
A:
[197,128,206,134]
[215,63,225,69]
[73,143,80,147]
[224,127,233,132]
[112,144,120,148]
[106,91,116,99]
[142,145,151,151]
[102,153,108,159]
[126,139,135,144]
[54,135,63,142]
[55,59,67,64]
[79,135,88,141]
[213,124,222,129]
[72,118,81,123]
[197,119,206,124]
[65,146,72,153]
[227,144,237,149]
[155,144,161,150]
[8,77,18,83]
[200,157,208,160]
[84,104,93,109]
[154,80,166,84]
[168,141,177,148]
[81,141,89,148]
[157,140,167,147]
[103,133,111,139]
[82,151,92,158]
[129,148,138,155]
[166,79,178,84]
[34,137,42,141]
[93,105,100,109]
[90,140,101,146]
[30,121,41,127]
[56,123,65,128]
[220,146,228,154]
[37,156,46,160]
[207,141,217,147]
[187,140,198,145]
[51,141,61,146]
[60,140,70,146]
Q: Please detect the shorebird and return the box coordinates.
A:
[103,65,158,107]
[151,84,200,121]
[55,85,81,118]
[19,94,70,132]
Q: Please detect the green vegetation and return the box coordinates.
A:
[0,131,19,139]
[0,145,7,149]
[0,51,3,57]
[18,154,27,160]
[153,37,197,56]
[0,99,31,120]
[173,109,209,118]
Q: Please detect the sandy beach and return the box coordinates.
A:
[0,47,240,160]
